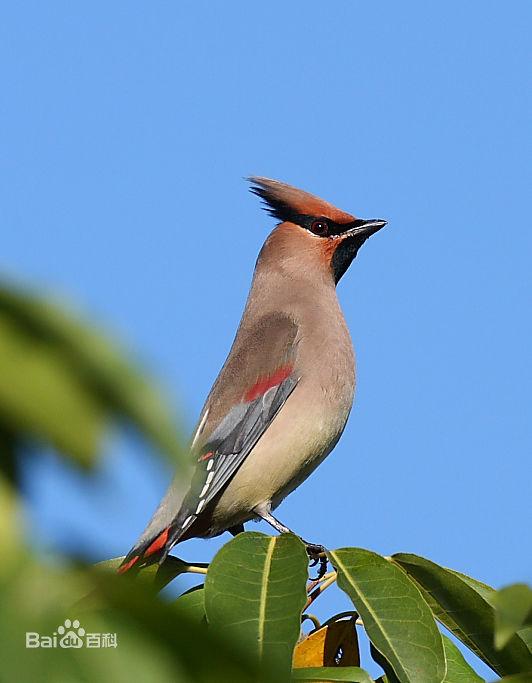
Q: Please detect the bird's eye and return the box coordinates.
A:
[310,220,329,236]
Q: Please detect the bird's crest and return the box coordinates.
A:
[248,176,355,224]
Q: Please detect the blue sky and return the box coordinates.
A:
[2,2,530,678]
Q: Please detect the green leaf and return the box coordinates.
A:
[446,570,494,603]
[369,643,401,683]
[393,554,532,677]
[174,586,206,622]
[441,636,484,683]
[329,547,446,683]
[493,585,532,650]
[0,283,184,466]
[372,630,484,683]
[204,532,309,677]
[518,628,532,653]
[291,666,374,681]
[96,555,204,592]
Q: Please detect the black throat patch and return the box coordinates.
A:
[331,235,368,283]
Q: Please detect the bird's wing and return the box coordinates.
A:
[178,373,298,526]
[119,313,300,572]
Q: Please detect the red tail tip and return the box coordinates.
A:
[143,527,170,559]
[117,554,140,574]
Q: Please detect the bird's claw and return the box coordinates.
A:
[305,543,328,580]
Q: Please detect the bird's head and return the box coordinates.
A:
[249,176,386,283]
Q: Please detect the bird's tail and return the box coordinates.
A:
[117,480,196,574]
[117,512,198,574]
[117,525,175,574]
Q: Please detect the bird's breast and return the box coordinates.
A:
[209,300,356,528]
[290,308,356,469]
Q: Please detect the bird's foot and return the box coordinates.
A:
[253,506,329,579]
[305,542,328,580]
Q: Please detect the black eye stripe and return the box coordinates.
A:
[293,215,359,237]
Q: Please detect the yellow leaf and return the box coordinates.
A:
[293,618,359,670]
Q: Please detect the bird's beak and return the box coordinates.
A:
[342,218,387,239]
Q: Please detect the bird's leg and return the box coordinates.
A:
[254,506,292,534]
[228,524,245,536]
[253,504,328,579]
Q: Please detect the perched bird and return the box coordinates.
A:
[119,177,386,574]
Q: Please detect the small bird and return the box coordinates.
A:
[119,177,386,574]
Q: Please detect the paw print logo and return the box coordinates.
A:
[57,619,85,648]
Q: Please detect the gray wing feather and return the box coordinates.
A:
[172,374,299,540]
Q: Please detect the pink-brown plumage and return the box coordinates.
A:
[249,176,356,224]
[119,177,386,573]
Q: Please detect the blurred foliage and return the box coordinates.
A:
[493,585,532,651]
[0,282,184,473]
[0,281,531,682]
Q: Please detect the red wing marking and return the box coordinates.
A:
[198,450,214,462]
[143,527,170,558]
[117,554,140,574]
[244,364,293,402]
